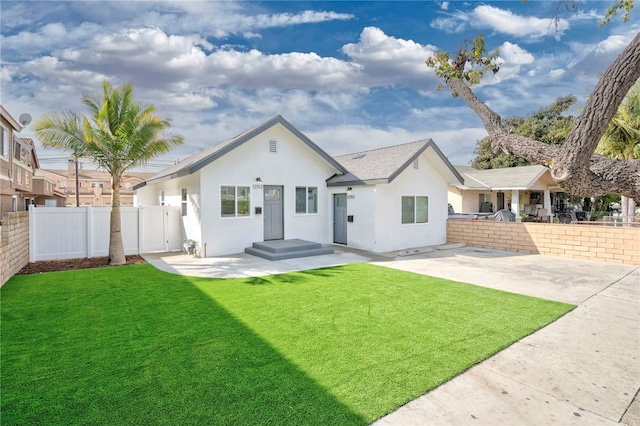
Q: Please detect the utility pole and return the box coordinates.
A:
[75,157,80,207]
[68,158,80,207]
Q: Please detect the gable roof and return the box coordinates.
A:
[135,115,347,189]
[327,139,463,186]
[454,165,557,190]
[19,138,40,169]
[1,104,24,131]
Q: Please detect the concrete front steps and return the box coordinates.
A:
[245,239,334,261]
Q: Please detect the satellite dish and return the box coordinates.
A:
[19,113,32,126]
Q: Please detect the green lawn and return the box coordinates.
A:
[1,263,574,425]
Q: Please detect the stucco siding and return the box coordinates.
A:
[136,173,201,244]
[198,123,339,256]
[373,152,449,252]
[332,186,377,251]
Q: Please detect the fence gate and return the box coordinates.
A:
[139,205,182,253]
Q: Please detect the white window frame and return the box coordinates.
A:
[0,125,9,158]
[295,186,318,214]
[220,185,251,218]
[401,195,429,224]
[181,188,188,217]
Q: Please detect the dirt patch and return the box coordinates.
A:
[17,255,147,275]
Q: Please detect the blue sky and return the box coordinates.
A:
[1,1,638,171]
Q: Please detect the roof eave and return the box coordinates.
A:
[0,105,24,131]
[155,115,347,181]
[426,140,465,184]
[387,142,430,184]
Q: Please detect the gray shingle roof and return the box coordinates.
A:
[135,115,347,189]
[454,165,554,190]
[327,139,463,186]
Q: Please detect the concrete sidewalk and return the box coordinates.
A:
[375,248,639,426]
[143,246,639,426]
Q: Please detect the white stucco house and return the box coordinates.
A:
[134,115,463,257]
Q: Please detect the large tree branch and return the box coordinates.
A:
[443,32,640,198]
[553,31,640,184]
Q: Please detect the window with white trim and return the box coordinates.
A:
[0,126,9,157]
[401,196,429,224]
[295,186,318,214]
[181,188,188,217]
[221,186,250,217]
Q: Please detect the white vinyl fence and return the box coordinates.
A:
[29,205,182,262]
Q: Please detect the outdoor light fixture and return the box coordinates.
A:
[346,187,352,191]
[256,177,262,182]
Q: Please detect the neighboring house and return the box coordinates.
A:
[448,165,563,218]
[39,165,155,207]
[1,105,63,216]
[135,115,463,257]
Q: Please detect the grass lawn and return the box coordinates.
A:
[1,263,574,425]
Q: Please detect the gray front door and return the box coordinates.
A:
[333,193,347,244]
[264,186,284,240]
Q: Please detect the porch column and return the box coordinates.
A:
[543,190,551,212]
[511,190,520,217]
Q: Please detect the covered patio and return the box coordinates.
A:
[448,165,565,221]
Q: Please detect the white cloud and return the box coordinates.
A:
[127,5,354,38]
[473,5,569,38]
[569,31,636,77]
[341,27,439,87]
[308,124,486,166]
[499,42,534,65]
[431,5,569,39]
[429,13,469,34]
[549,69,566,78]
[440,2,449,11]
[465,42,535,86]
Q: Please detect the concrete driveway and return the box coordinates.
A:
[143,245,639,426]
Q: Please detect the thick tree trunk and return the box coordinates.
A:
[108,173,126,265]
[445,31,640,198]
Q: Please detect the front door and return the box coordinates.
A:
[264,186,284,240]
[497,192,505,210]
[333,193,347,244]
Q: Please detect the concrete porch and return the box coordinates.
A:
[244,239,334,261]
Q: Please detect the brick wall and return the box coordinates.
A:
[447,219,640,265]
[0,211,30,287]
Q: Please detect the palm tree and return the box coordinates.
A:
[35,81,184,265]
[597,81,640,223]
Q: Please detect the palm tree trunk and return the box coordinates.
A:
[108,173,126,265]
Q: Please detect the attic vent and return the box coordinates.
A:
[269,140,277,153]
[413,158,419,169]
[352,154,366,159]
